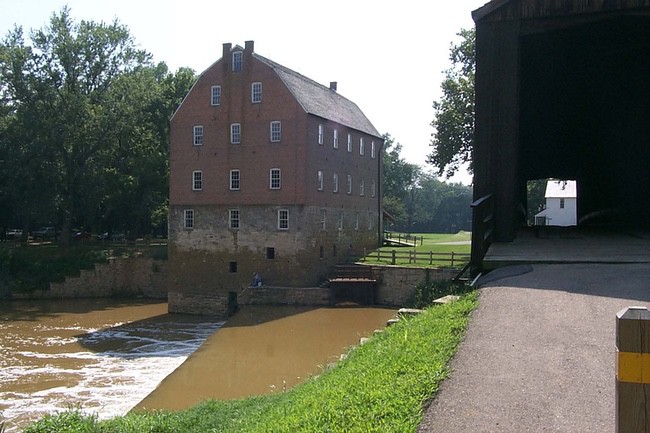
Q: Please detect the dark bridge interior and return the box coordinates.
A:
[519,14,650,227]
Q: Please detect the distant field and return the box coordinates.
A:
[361,231,471,268]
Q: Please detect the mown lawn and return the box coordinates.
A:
[362,231,471,268]
[24,290,478,433]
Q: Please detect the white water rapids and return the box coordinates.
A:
[0,300,223,433]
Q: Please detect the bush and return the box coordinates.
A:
[408,277,472,309]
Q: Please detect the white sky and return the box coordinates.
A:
[0,0,489,185]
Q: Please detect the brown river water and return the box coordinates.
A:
[0,299,395,432]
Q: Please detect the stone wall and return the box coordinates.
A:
[168,291,232,316]
[12,257,167,300]
[238,286,332,306]
[371,266,458,306]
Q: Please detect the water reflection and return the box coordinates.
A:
[0,299,223,433]
[135,305,396,411]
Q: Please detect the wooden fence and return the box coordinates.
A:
[362,249,470,267]
[383,232,424,246]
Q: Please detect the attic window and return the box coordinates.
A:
[232,51,243,72]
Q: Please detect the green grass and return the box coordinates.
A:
[363,231,471,267]
[23,290,478,433]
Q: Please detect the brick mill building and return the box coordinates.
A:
[168,41,384,316]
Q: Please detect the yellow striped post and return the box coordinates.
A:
[616,306,650,433]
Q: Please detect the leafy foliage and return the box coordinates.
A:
[0,9,195,241]
[428,28,475,178]
[409,278,473,309]
[526,179,547,224]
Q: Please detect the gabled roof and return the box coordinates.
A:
[473,0,650,22]
[545,180,577,199]
[254,54,382,138]
[472,0,509,22]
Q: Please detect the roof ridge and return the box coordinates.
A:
[253,53,358,104]
[252,52,381,138]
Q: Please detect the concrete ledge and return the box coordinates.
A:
[239,286,332,306]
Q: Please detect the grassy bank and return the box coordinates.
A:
[24,290,477,433]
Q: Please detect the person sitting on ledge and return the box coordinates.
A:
[251,272,262,287]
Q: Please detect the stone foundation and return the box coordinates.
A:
[167,291,234,316]
[238,286,332,306]
[371,266,458,306]
[168,265,458,317]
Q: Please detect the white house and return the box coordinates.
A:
[534,180,577,226]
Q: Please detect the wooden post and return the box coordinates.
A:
[616,306,650,432]
[451,252,455,267]
[391,250,396,265]
[429,251,433,265]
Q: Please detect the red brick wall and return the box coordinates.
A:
[170,48,308,207]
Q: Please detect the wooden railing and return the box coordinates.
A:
[470,193,495,273]
[361,249,470,268]
[383,231,424,246]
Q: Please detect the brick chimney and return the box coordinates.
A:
[330,81,337,92]
[245,40,254,53]
[222,42,232,60]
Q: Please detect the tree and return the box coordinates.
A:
[382,133,421,228]
[410,174,472,233]
[0,8,195,242]
[526,179,548,225]
[427,28,475,179]
[0,8,153,244]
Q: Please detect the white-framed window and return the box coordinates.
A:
[229,209,240,229]
[230,123,241,144]
[230,170,240,190]
[232,51,242,71]
[371,180,376,198]
[270,121,281,142]
[338,211,344,230]
[355,212,360,230]
[270,168,281,189]
[277,209,289,230]
[193,125,203,146]
[317,170,324,191]
[192,170,202,191]
[360,137,365,156]
[359,179,365,196]
[333,129,339,149]
[252,82,262,103]
[318,124,324,145]
[211,86,221,106]
[371,141,376,159]
[347,174,352,194]
[184,209,194,229]
[333,173,339,193]
[320,209,327,230]
[347,133,352,152]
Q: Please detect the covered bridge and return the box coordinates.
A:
[470,0,650,272]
